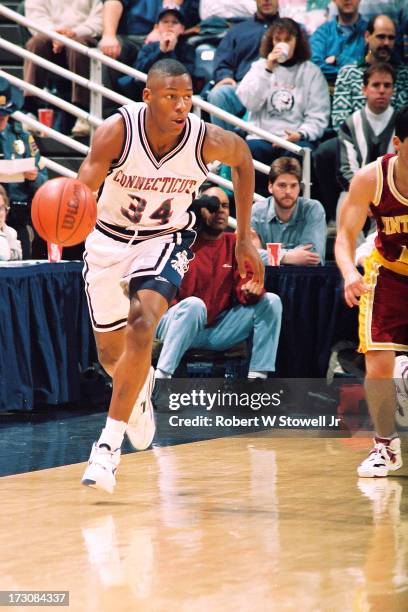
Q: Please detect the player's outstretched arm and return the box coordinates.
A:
[202,124,264,285]
[78,114,124,193]
[335,163,376,307]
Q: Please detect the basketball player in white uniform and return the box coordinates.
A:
[78,59,264,493]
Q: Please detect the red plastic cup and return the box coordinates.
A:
[47,242,63,263]
[266,242,282,266]
[38,108,54,129]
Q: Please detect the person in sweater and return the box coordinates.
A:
[206,0,279,131]
[154,185,282,381]
[236,17,330,195]
[313,14,408,221]
[0,185,22,261]
[338,62,396,191]
[251,157,326,265]
[23,0,103,137]
[332,15,408,130]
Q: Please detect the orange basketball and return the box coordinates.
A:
[31,177,97,246]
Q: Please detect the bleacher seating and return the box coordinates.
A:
[0,2,85,176]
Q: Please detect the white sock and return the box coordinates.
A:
[248,371,268,380]
[155,368,172,379]
[98,416,127,450]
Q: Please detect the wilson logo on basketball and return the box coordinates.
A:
[62,185,81,230]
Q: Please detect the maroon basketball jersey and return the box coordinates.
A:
[370,153,408,264]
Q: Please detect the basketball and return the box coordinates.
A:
[31,177,97,246]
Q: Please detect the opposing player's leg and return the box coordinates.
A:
[356,258,407,478]
[358,350,403,478]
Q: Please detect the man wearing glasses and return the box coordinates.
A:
[332,14,408,129]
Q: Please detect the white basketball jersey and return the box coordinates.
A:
[97,102,208,231]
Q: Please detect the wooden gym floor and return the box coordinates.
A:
[1,430,407,611]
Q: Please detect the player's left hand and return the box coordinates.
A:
[235,236,264,287]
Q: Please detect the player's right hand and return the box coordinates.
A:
[343,269,368,308]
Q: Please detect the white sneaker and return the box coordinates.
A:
[71,117,90,137]
[126,367,156,451]
[394,355,408,428]
[81,442,121,494]
[357,437,402,478]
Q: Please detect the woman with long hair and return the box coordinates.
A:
[236,17,330,194]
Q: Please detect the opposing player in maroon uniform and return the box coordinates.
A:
[335,105,408,477]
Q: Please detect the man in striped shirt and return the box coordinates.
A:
[338,62,396,191]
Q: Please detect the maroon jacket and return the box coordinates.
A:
[177,233,264,326]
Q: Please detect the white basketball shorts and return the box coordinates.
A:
[83,222,196,332]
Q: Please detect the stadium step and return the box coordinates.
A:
[0,23,24,63]
[1,64,23,79]
[46,157,83,178]
[0,2,21,24]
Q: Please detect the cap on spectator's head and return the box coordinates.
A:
[157,4,185,25]
[0,78,24,115]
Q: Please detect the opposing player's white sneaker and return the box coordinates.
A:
[81,442,121,494]
[357,437,402,478]
[394,355,408,428]
[126,367,156,451]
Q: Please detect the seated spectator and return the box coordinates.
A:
[118,5,195,97]
[329,0,408,24]
[311,0,367,86]
[154,185,282,381]
[206,0,279,131]
[338,62,396,191]
[24,0,102,137]
[199,0,256,21]
[280,0,331,35]
[332,15,408,129]
[0,78,48,259]
[236,17,330,195]
[314,14,408,221]
[100,1,194,107]
[251,157,326,265]
[0,186,22,261]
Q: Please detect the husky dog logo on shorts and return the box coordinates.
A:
[171,250,190,276]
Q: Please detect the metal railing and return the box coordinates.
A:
[0,3,312,199]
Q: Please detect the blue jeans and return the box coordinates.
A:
[207,84,246,131]
[156,294,282,375]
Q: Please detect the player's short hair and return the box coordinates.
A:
[395,106,408,142]
[147,59,190,84]
[268,157,302,184]
[363,62,395,86]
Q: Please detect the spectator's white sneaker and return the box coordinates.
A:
[126,367,156,451]
[71,117,90,136]
[81,442,121,494]
[357,437,402,478]
[394,355,408,428]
